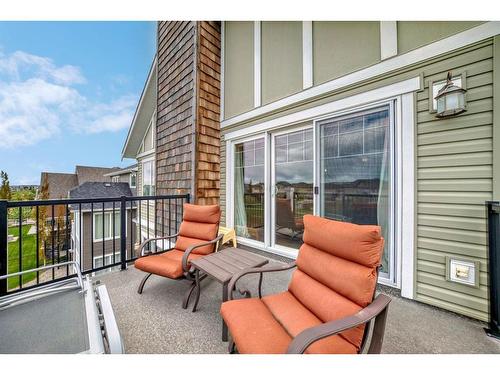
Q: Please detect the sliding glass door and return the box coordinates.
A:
[231,103,395,282]
[272,128,314,250]
[318,105,393,278]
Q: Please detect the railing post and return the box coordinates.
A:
[486,201,500,339]
[120,196,127,271]
[186,193,190,203]
[0,200,8,295]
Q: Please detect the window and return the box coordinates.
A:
[234,138,265,242]
[93,212,121,242]
[130,172,136,188]
[111,176,120,183]
[93,252,121,269]
[142,160,155,196]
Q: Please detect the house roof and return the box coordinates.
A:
[68,182,134,210]
[39,172,78,199]
[103,164,138,177]
[122,55,157,159]
[75,165,121,185]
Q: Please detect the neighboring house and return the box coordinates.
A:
[122,57,157,246]
[147,21,500,323]
[104,164,138,195]
[37,166,126,260]
[69,182,137,272]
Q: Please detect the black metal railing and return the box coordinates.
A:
[486,201,500,339]
[0,194,190,296]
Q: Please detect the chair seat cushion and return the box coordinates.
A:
[221,294,358,354]
[134,250,203,279]
[262,291,358,354]
[221,298,291,354]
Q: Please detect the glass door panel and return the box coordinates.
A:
[234,138,265,242]
[273,128,314,250]
[319,106,393,276]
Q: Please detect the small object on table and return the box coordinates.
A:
[218,226,237,248]
[187,248,268,341]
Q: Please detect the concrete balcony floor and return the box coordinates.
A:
[97,251,500,354]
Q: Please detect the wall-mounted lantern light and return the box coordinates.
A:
[434,71,467,118]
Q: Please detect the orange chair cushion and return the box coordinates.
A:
[220,295,358,354]
[302,214,383,268]
[296,243,378,307]
[289,269,366,349]
[262,291,358,354]
[182,203,220,224]
[174,204,221,255]
[220,298,291,354]
[134,250,203,279]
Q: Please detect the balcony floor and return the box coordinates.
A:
[97,252,500,354]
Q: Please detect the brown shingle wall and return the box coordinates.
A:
[156,21,196,198]
[156,21,196,234]
[155,21,221,223]
[195,21,221,205]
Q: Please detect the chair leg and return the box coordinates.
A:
[228,338,236,354]
[137,273,152,294]
[192,270,202,312]
[182,281,197,309]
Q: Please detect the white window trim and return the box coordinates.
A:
[254,21,261,108]
[129,172,137,188]
[380,21,398,60]
[141,156,155,197]
[302,21,313,89]
[92,210,126,243]
[224,76,420,141]
[225,79,417,295]
[222,21,500,129]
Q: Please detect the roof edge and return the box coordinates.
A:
[122,54,157,160]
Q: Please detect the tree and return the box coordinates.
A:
[0,171,12,200]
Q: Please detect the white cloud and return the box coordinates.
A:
[0,50,136,149]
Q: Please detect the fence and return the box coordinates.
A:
[0,194,190,296]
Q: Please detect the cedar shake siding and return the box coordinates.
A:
[156,21,221,234]
[195,21,221,206]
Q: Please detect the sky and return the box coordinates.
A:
[0,21,156,185]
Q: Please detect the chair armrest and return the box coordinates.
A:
[228,262,297,300]
[286,294,391,354]
[181,234,225,272]
[139,233,179,256]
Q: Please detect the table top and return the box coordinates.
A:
[190,248,269,284]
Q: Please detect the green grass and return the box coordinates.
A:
[7,225,39,290]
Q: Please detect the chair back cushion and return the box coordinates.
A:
[175,203,221,255]
[288,215,384,351]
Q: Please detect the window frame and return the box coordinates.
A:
[130,172,137,188]
[92,211,123,242]
[142,158,155,196]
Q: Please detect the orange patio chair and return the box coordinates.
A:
[135,203,223,309]
[220,215,391,354]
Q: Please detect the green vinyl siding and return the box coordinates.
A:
[397,21,484,54]
[261,21,303,105]
[313,22,380,85]
[224,21,254,119]
[415,40,493,321]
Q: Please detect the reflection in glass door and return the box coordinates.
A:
[318,106,393,278]
[273,128,314,250]
[233,138,265,242]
